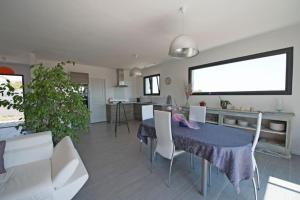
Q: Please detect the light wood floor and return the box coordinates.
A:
[73,121,300,200]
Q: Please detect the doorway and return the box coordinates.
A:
[89,78,106,123]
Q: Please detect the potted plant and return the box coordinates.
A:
[219,97,231,109]
[184,83,192,107]
[0,61,89,143]
[199,101,206,106]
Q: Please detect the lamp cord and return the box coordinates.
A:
[179,6,185,35]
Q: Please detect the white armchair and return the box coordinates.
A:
[0,131,89,200]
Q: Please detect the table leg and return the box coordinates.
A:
[200,158,208,196]
[114,103,118,137]
[150,138,153,172]
[150,138,153,162]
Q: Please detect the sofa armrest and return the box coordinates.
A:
[4,131,53,168]
[53,148,89,200]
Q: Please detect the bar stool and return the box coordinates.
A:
[114,101,130,137]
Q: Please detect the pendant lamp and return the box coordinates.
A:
[129,54,143,77]
[169,7,199,58]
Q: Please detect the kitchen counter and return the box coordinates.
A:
[106,102,152,105]
[106,103,134,123]
[106,102,171,121]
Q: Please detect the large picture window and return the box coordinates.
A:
[0,74,24,126]
[188,47,293,95]
[143,74,160,95]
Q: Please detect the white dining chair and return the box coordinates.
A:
[208,113,262,200]
[139,105,154,152]
[189,106,206,123]
[142,105,154,120]
[189,106,210,181]
[153,110,185,186]
[251,112,262,200]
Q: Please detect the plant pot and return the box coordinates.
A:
[199,101,206,106]
[220,101,228,109]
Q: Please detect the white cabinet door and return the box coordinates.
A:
[89,78,106,123]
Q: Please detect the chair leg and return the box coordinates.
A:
[255,164,261,190]
[190,154,194,169]
[208,165,211,186]
[139,140,142,152]
[151,151,157,173]
[252,177,258,200]
[168,155,174,187]
[153,151,157,162]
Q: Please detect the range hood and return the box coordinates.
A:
[115,69,128,87]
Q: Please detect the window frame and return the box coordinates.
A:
[143,74,160,96]
[0,74,25,127]
[188,47,293,95]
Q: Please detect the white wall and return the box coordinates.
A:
[141,23,300,155]
[113,71,140,100]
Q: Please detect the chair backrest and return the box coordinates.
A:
[142,105,154,120]
[154,110,174,159]
[189,106,206,123]
[252,112,263,152]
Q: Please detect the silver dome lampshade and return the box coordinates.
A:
[129,67,142,77]
[168,6,199,58]
[169,34,199,58]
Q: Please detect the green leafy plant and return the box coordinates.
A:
[219,96,231,109]
[0,61,89,143]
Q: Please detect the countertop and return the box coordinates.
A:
[106,102,171,106]
[106,102,151,105]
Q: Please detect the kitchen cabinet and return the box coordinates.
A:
[133,103,142,121]
[106,103,134,123]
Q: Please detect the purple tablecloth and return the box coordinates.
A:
[137,119,254,193]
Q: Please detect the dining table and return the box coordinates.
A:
[137,118,254,196]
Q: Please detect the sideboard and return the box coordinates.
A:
[203,107,294,158]
[182,107,295,158]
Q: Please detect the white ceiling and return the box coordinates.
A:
[0,0,300,69]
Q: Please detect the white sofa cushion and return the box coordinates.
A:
[4,131,53,168]
[5,131,52,152]
[0,159,54,200]
[51,136,79,189]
